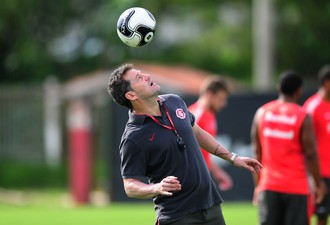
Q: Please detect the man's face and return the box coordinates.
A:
[124,69,160,100]
[324,79,330,95]
[209,90,228,112]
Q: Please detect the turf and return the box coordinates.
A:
[0,203,153,225]
[0,202,258,225]
[0,190,259,225]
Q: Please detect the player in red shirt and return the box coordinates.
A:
[303,64,330,225]
[188,76,233,191]
[251,70,327,225]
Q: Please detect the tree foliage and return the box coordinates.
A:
[0,0,328,83]
[275,0,330,77]
[0,0,104,82]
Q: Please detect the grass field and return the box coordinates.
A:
[0,202,258,225]
[0,190,259,225]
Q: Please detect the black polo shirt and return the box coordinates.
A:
[119,94,223,223]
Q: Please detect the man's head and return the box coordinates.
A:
[199,76,229,112]
[108,64,160,109]
[278,70,303,99]
[318,64,330,94]
[108,64,134,109]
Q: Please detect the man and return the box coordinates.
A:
[303,64,330,225]
[251,70,327,225]
[108,63,262,225]
[188,77,233,191]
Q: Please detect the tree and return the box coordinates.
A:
[275,0,330,77]
[1,0,328,83]
[0,0,104,82]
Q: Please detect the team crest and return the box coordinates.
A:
[176,109,186,119]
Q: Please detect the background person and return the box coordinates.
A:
[188,76,233,191]
[107,63,262,225]
[303,64,330,225]
[251,70,327,225]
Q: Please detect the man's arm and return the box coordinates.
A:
[209,162,233,190]
[301,114,327,204]
[251,110,262,167]
[250,109,262,205]
[123,176,181,199]
[193,122,231,160]
[251,109,263,183]
[193,123,262,174]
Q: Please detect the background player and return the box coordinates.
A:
[188,77,233,191]
[251,70,327,225]
[303,64,330,225]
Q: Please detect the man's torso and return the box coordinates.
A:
[120,94,223,222]
[188,102,217,169]
[258,100,309,194]
[304,93,330,178]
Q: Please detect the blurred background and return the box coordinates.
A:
[0,0,329,223]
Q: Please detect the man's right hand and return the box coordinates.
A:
[154,176,182,196]
[314,180,328,204]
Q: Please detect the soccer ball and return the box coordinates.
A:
[116,7,156,47]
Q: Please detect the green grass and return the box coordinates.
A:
[223,203,258,224]
[0,190,258,225]
[0,202,258,225]
[0,203,155,225]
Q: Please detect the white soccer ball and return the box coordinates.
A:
[116,7,157,47]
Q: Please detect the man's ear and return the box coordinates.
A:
[276,84,280,92]
[125,91,138,101]
[295,87,303,99]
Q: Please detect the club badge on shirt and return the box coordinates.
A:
[176,108,186,119]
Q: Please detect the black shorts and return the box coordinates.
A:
[156,205,226,225]
[315,178,330,218]
[258,190,309,225]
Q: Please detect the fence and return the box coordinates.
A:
[0,85,44,163]
[0,81,318,201]
[0,81,111,191]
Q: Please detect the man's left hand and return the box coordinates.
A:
[233,156,262,174]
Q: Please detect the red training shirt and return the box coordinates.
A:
[304,93,330,178]
[257,100,309,194]
[188,102,217,169]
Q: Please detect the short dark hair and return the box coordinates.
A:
[200,76,229,95]
[318,64,330,85]
[278,70,303,96]
[107,63,134,109]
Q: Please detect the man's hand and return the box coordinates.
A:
[314,180,328,204]
[211,165,233,191]
[217,173,233,191]
[123,177,181,199]
[233,156,262,174]
[252,187,259,206]
[154,176,182,196]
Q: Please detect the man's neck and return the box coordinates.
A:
[318,88,330,101]
[197,96,212,112]
[278,95,298,104]
[132,98,161,116]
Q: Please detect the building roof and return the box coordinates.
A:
[63,62,246,99]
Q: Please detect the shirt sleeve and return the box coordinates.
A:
[175,94,195,127]
[188,111,196,127]
[120,138,147,179]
